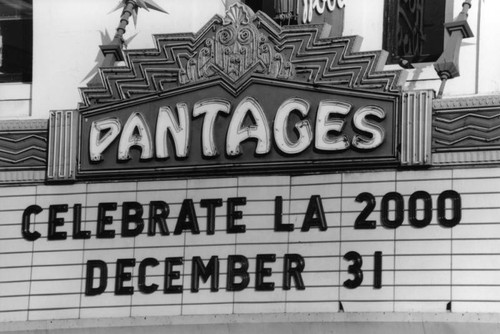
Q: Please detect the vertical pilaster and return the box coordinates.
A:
[401,90,433,166]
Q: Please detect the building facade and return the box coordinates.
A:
[1,0,500,333]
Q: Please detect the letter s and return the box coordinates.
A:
[352,106,385,150]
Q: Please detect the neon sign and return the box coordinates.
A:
[78,81,399,179]
[88,96,385,163]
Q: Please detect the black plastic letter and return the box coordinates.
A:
[301,195,327,231]
[438,190,461,228]
[191,256,220,292]
[227,197,246,233]
[115,258,135,295]
[85,260,108,296]
[373,251,382,289]
[200,199,222,235]
[164,257,183,294]
[97,202,117,238]
[48,204,68,241]
[138,257,159,294]
[148,201,170,236]
[255,254,276,291]
[343,251,363,289]
[73,204,90,239]
[380,192,404,229]
[226,255,249,291]
[354,192,376,229]
[274,196,294,232]
[409,191,432,228]
[121,202,144,237]
[22,205,42,241]
[174,199,200,235]
[283,254,305,290]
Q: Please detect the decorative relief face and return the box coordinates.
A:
[178,4,294,85]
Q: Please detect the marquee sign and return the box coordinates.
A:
[79,83,398,178]
[75,3,402,179]
[8,3,500,328]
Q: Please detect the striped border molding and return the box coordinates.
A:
[401,90,433,166]
[432,94,500,165]
[0,119,47,131]
[433,94,500,110]
[0,119,47,172]
[47,111,78,181]
[0,169,46,184]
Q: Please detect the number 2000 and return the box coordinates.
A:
[354,190,461,229]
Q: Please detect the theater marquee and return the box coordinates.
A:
[79,82,399,178]
[6,3,500,325]
[72,3,402,180]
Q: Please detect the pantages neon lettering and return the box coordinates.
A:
[301,0,345,24]
[88,96,385,162]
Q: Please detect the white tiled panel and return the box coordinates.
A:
[1,167,500,318]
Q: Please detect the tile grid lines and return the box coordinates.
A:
[3,184,488,221]
[0,216,495,239]
[4,259,500,288]
[7,233,497,246]
[7,191,490,220]
[0,169,496,200]
[0,284,492,308]
[4,187,500,199]
[2,265,491,283]
[9,283,500,300]
[41,186,91,320]
[130,181,139,317]
[233,177,239,315]
[180,184,188,316]
[0,172,498,318]
[77,183,89,319]
[393,171,397,313]
[6,280,500,301]
[338,173,343,311]
[5,222,500,241]
[3,255,500,266]
[8,295,500,311]
[284,176,292,313]
[10,298,500,317]
[12,299,500,319]
[451,169,454,310]
[26,185,38,321]
[9,298,500,317]
[72,184,130,319]
[6,240,474,258]
[1,265,495,281]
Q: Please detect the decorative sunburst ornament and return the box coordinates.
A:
[110,0,168,28]
[99,0,168,66]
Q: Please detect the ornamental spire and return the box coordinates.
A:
[103,0,168,67]
[88,0,168,87]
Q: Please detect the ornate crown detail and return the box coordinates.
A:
[80,3,403,109]
[178,3,293,85]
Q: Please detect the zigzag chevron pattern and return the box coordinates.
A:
[0,134,47,168]
[434,110,500,150]
[80,4,402,108]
